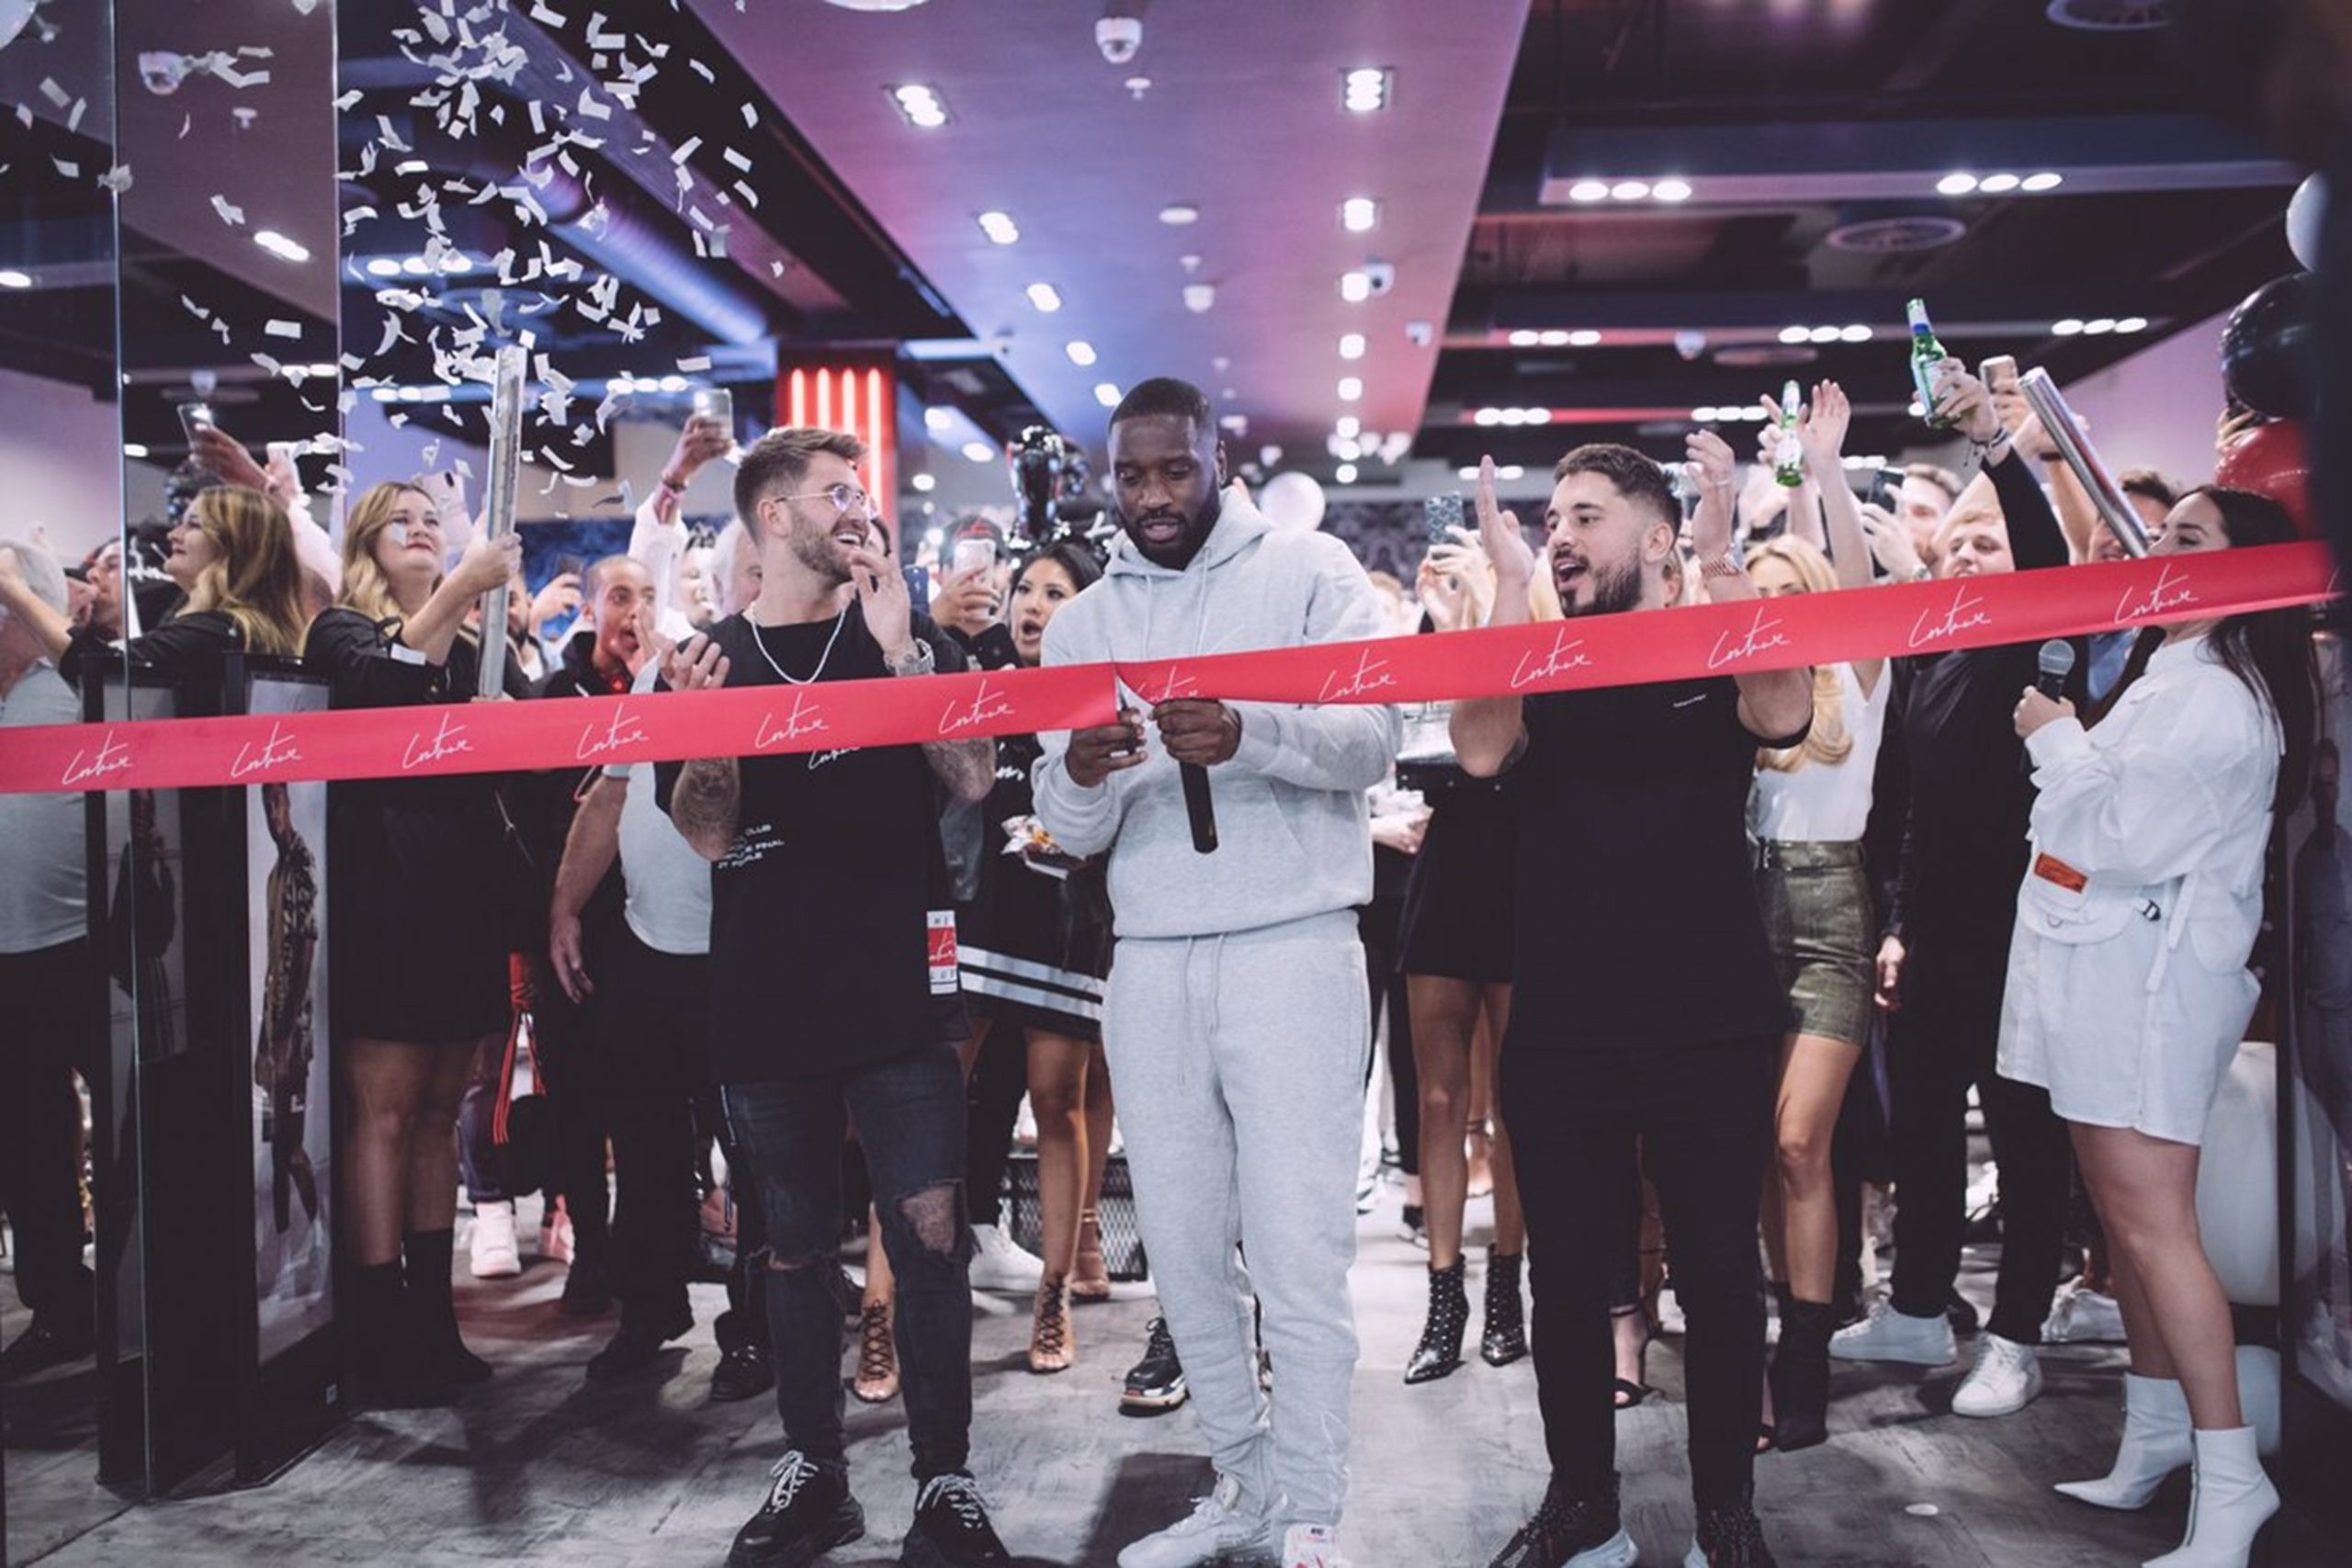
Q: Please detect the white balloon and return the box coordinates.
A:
[1259,471,1327,533]
[2286,173,2327,272]
[0,0,36,54]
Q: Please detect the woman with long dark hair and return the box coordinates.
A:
[2007,486,2320,1568]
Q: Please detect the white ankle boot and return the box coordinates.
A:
[2055,1373,2191,1510]
[2143,1427,2278,1568]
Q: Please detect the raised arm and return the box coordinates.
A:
[1450,457,1536,777]
[1688,429,1814,741]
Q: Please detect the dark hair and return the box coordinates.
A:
[1903,463,1963,504]
[2118,468,2179,509]
[1014,539,1103,597]
[1110,377,1215,437]
[1553,443,1679,528]
[733,426,866,536]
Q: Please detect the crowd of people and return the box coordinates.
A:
[0,345,2333,1568]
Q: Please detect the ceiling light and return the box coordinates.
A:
[1337,376,1363,401]
[1567,180,1611,203]
[254,230,310,263]
[401,255,433,276]
[370,387,398,401]
[1807,325,1841,344]
[1609,180,1651,201]
[1335,462,1359,484]
[1495,408,1525,426]
[962,441,995,463]
[1778,325,1811,344]
[1332,435,1363,460]
[1692,406,1719,423]
[1568,329,1601,346]
[303,362,339,378]
[1341,66,1391,114]
[2052,318,2086,335]
[2114,315,2148,333]
[1340,197,1379,233]
[0,268,29,288]
[660,374,689,392]
[1473,408,1501,427]
[1498,465,1525,479]
[1652,178,1692,203]
[1538,330,1571,347]
[1339,333,1366,360]
[976,210,1020,244]
[1937,173,1979,196]
[924,405,955,431]
[1458,466,1480,480]
[1839,324,1872,343]
[1508,329,1540,347]
[1064,340,1097,367]
[888,83,949,129]
[364,257,401,277]
[1979,172,2021,194]
[122,442,149,458]
[2022,171,2064,192]
[910,472,936,492]
[1159,202,1201,226]
[1523,408,1554,424]
[1025,282,1062,312]
[1339,270,1372,303]
[2082,317,2117,334]
[1093,382,1121,408]
[1336,416,1361,439]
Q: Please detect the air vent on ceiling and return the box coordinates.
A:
[1713,344,1819,370]
[1825,214,1968,254]
[2044,0,2168,31]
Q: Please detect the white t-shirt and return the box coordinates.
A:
[603,663,712,954]
[1748,660,1889,844]
[0,662,90,953]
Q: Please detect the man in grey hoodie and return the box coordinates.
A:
[1034,379,1399,1568]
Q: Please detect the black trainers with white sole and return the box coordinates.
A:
[1120,1316,1188,1416]
[727,1450,863,1568]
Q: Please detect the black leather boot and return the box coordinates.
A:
[1482,1248,1528,1366]
[1405,1257,1470,1384]
[1770,1296,1838,1452]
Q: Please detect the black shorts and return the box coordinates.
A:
[1398,777,1517,986]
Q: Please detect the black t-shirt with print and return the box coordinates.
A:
[1505,673,1796,1052]
[656,607,970,1082]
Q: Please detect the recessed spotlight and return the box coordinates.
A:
[1025,282,1062,312]
[1159,203,1201,226]
[924,406,956,431]
[1496,408,1526,426]
[1339,333,1366,360]
[1807,325,1841,344]
[1339,270,1372,303]
[439,253,475,274]
[364,257,401,277]
[1937,173,1979,196]
[370,387,399,402]
[962,441,995,463]
[1340,197,1379,233]
[2114,315,2148,333]
[1523,409,1554,425]
[2052,318,2086,335]
[303,362,339,378]
[976,210,1020,244]
[1567,180,1611,203]
[1458,467,1480,480]
[1335,462,1359,484]
[1065,340,1097,366]
[1568,329,1601,347]
[122,442,149,458]
[1508,329,1541,347]
[1979,173,2021,194]
[888,83,949,129]
[2082,317,2117,334]
[1839,324,1872,343]
[660,374,689,392]
[1538,330,1571,347]
[1338,376,1363,401]
[0,268,28,288]
[2022,171,2064,192]
[1473,408,1501,427]
[910,472,936,492]
[254,230,310,263]
[401,256,433,276]
[1334,437,1363,461]
[1093,382,1121,408]
[1779,325,1811,344]
[1609,180,1651,201]
[1336,416,1361,439]
[1692,407,1719,423]
[1341,66,1392,114]
[1652,178,1692,203]
[1498,464,1525,479]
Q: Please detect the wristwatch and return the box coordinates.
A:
[887,640,936,677]
[1699,550,1744,581]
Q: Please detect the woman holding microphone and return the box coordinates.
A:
[2005,487,2319,1568]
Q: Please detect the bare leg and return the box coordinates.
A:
[1074,1043,1114,1297]
[405,1040,479,1235]
[1479,984,1525,1253]
[1466,1008,1497,1200]
[340,1036,439,1268]
[1408,974,1481,1271]
[1775,1033,1863,1304]
[1027,1031,1093,1282]
[2074,1124,2238,1427]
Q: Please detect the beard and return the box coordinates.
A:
[785,505,854,584]
[1556,551,1646,619]
[1119,490,1221,568]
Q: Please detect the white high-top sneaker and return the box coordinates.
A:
[967,1223,1046,1294]
[1281,1522,1350,1568]
[1951,1333,2042,1417]
[1117,1474,1272,1568]
[2143,1427,2278,1568]
[1829,1299,1955,1366]
[469,1201,521,1280]
[2056,1373,2191,1509]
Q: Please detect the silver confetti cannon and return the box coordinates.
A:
[474,344,528,699]
[2019,366,2150,558]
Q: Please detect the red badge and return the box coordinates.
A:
[2031,852,2087,894]
[927,910,959,996]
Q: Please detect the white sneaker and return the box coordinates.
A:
[1830,1299,1955,1366]
[967,1223,1046,1294]
[1951,1333,2042,1417]
[2043,1282,2128,1345]
[540,1206,575,1265]
[469,1201,521,1280]
[1281,1521,1349,1568]
[1117,1474,1272,1568]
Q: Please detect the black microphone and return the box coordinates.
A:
[1180,761,1218,854]
[2036,639,2076,701]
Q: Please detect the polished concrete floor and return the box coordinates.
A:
[4,1186,2336,1567]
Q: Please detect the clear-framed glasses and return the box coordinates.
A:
[775,482,877,520]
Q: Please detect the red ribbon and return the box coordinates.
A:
[2,544,2335,796]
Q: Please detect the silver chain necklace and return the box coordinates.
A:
[749,607,849,685]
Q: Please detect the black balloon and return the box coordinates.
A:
[2220,271,2319,421]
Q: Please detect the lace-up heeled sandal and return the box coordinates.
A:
[851,1298,899,1404]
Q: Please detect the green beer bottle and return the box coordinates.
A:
[1773,378,1804,487]
[1908,297,1953,431]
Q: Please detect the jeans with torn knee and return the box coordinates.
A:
[723,1043,972,1479]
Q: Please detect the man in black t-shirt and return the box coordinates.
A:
[654,427,1008,1568]
[1453,444,1812,1568]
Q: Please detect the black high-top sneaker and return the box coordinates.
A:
[1120,1316,1187,1415]
[1684,1496,1778,1568]
[727,1450,862,1568]
[901,1472,1011,1568]
[1486,1474,1636,1568]
[1406,1257,1470,1384]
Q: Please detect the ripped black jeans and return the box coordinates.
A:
[724,1043,972,1479]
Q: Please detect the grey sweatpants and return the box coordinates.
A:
[1103,909,1369,1528]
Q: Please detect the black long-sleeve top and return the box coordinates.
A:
[1885,453,2088,952]
[60,610,245,714]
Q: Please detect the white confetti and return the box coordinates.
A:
[265,319,303,339]
[676,355,711,373]
[211,194,246,226]
[96,164,133,193]
[670,135,702,165]
[741,102,757,129]
[689,59,715,84]
[721,145,751,174]
[530,2,569,25]
[51,155,79,178]
[39,77,70,107]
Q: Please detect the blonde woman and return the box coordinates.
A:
[0,484,309,705]
[304,480,520,1408]
[1728,384,1886,1452]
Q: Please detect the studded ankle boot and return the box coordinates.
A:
[1406,1257,1470,1384]
[1482,1248,1529,1367]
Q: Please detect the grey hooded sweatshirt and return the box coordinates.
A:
[1032,490,1400,940]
